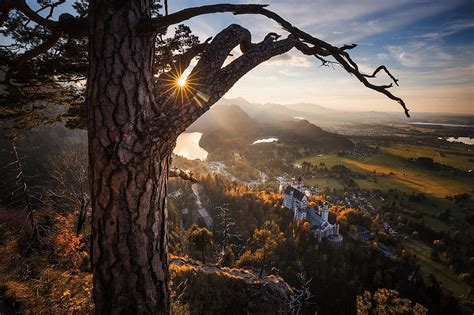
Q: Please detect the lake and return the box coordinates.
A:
[446,137,474,145]
[411,122,473,128]
[174,132,208,160]
[253,137,279,144]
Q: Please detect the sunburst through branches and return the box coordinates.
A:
[157,63,209,108]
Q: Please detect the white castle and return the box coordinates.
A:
[283,178,342,243]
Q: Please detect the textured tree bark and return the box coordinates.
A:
[86,1,171,313]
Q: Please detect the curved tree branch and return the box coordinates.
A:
[1,0,88,84]
[146,3,409,117]
[1,0,87,36]
[154,24,255,116]
[362,65,399,86]
[3,30,62,84]
[14,0,59,30]
[35,0,66,21]
[169,167,197,182]
[145,4,269,32]
[2,2,409,117]
[208,33,298,107]
[157,36,212,82]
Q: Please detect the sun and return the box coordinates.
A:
[177,76,186,87]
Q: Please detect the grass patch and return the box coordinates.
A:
[421,216,451,232]
[382,143,473,171]
[403,239,470,298]
[305,178,344,189]
[300,152,473,197]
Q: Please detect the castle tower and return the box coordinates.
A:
[296,176,303,190]
[322,201,329,222]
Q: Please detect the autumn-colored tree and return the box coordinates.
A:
[237,220,285,278]
[356,288,427,315]
[187,224,213,263]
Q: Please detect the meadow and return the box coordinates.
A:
[300,145,473,198]
[382,143,473,171]
[403,239,471,298]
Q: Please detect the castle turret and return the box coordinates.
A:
[322,201,329,222]
[296,176,303,190]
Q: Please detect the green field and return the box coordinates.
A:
[305,178,344,189]
[300,151,473,197]
[382,144,473,171]
[403,239,471,298]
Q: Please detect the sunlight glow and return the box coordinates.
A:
[177,76,186,87]
[156,64,210,108]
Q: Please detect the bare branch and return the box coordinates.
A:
[14,0,58,30]
[2,2,409,117]
[2,0,87,36]
[145,4,269,32]
[157,36,212,81]
[362,65,399,86]
[208,33,298,103]
[169,167,198,182]
[8,141,42,243]
[154,24,254,119]
[190,24,254,86]
[147,3,409,117]
[35,0,66,21]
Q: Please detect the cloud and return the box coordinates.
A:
[386,41,456,68]
[278,69,299,77]
[377,53,389,60]
[394,19,474,41]
[265,53,312,67]
[395,64,474,87]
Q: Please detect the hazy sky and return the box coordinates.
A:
[169,0,474,114]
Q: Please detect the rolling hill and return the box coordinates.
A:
[189,104,353,153]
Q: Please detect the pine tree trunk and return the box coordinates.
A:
[86,1,172,313]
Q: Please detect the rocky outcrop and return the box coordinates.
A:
[170,256,293,314]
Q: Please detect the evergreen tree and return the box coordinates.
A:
[1,1,407,312]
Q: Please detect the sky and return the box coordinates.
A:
[168,0,474,114]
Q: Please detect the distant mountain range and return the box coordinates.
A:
[210,97,474,126]
[214,97,335,123]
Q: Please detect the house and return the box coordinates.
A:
[356,225,371,241]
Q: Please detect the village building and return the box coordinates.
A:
[355,225,371,241]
